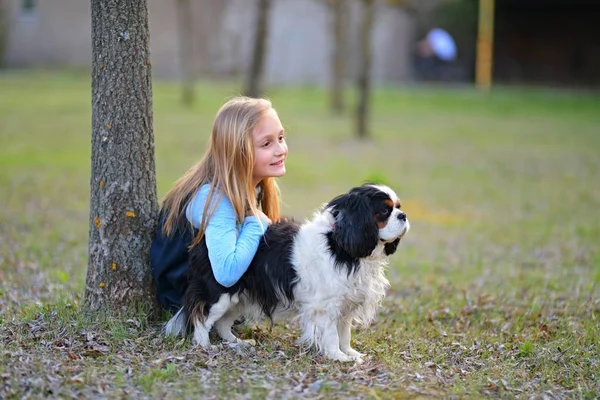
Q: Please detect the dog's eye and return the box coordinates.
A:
[380,208,390,216]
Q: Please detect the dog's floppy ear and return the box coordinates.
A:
[330,192,379,258]
[384,237,400,256]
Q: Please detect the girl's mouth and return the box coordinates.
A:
[270,160,284,166]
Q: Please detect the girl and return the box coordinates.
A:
[150,96,288,312]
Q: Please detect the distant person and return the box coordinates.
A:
[149,96,288,313]
[414,27,457,81]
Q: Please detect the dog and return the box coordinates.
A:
[165,184,410,362]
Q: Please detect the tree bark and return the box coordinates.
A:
[245,0,272,98]
[329,0,348,114]
[85,0,159,316]
[356,0,375,139]
[177,0,194,106]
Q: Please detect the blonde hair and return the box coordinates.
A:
[161,96,281,248]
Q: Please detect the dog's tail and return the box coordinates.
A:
[164,307,188,337]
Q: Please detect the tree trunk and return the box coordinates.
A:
[0,0,9,68]
[177,0,194,106]
[85,0,159,316]
[356,0,374,140]
[330,0,348,114]
[245,0,272,98]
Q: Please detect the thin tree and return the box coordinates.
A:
[328,0,349,114]
[356,0,375,139]
[245,0,272,98]
[0,0,8,68]
[177,0,195,106]
[85,0,159,316]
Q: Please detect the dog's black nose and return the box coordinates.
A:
[398,212,407,221]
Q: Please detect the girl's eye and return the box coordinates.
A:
[278,135,285,142]
[262,141,270,147]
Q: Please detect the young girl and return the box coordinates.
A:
[150,96,288,312]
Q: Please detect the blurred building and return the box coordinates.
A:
[2,0,416,85]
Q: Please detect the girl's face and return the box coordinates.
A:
[252,108,287,186]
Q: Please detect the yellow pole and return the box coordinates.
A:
[476,0,495,90]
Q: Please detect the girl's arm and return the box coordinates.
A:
[186,185,268,287]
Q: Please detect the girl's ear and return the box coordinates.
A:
[331,193,379,259]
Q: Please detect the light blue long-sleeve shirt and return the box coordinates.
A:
[185,184,268,288]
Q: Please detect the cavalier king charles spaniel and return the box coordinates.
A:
[165,184,409,362]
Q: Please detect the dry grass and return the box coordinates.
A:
[1,69,599,398]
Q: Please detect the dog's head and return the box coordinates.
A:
[326,184,410,259]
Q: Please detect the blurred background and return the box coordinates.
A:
[1,0,599,89]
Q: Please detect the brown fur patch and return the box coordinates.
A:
[190,302,207,323]
[377,199,394,228]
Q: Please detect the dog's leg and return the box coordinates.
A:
[214,294,242,342]
[192,294,233,351]
[214,309,240,342]
[313,315,354,362]
[203,293,234,331]
[192,316,212,350]
[338,317,364,359]
[215,298,257,347]
[298,307,353,362]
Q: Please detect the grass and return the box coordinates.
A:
[1,68,599,398]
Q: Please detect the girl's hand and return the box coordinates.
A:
[257,211,272,225]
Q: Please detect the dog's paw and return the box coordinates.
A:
[238,338,256,347]
[225,337,256,347]
[192,337,219,353]
[326,350,355,362]
[353,355,365,365]
[218,332,239,343]
[342,348,365,358]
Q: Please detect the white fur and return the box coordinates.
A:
[290,210,394,361]
[164,307,186,337]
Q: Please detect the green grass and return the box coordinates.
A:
[1,69,599,398]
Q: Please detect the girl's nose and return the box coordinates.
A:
[275,141,287,155]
